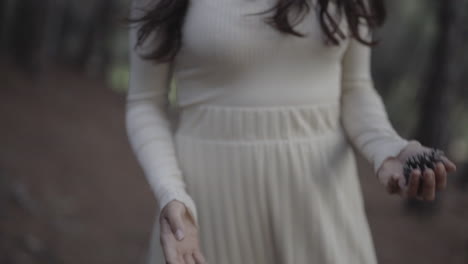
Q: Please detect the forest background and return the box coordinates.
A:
[1,0,467,263]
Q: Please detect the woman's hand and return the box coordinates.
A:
[159,200,207,264]
[376,140,457,201]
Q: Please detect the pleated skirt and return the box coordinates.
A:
[147,102,378,264]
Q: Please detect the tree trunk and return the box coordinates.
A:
[406,0,468,212]
[414,0,467,148]
[9,0,48,73]
[72,0,114,75]
[93,0,115,76]
[0,0,17,57]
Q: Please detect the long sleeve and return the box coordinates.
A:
[125,0,198,226]
[340,24,409,175]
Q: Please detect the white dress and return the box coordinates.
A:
[125,0,410,263]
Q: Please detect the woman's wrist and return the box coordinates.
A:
[372,137,410,175]
[158,188,199,228]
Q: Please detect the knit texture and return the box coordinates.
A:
[125,0,408,262]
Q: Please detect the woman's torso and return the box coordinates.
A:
[172,0,351,109]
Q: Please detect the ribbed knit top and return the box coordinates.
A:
[174,0,345,107]
[125,0,409,226]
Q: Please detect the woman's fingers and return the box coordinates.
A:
[407,169,422,198]
[159,204,207,264]
[386,174,400,194]
[403,162,447,201]
[441,156,457,173]
[193,250,208,264]
[421,168,436,201]
[160,218,180,263]
[434,161,447,190]
[396,175,408,198]
[167,206,186,241]
[184,253,196,264]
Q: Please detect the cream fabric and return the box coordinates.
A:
[125,0,409,263]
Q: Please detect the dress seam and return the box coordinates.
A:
[188,101,340,111]
[175,131,343,144]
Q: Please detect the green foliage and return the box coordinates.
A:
[108,64,129,93]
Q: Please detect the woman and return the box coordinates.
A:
[125,0,457,263]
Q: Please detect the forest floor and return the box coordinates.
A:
[0,66,467,264]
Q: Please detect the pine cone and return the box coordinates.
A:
[403,148,445,185]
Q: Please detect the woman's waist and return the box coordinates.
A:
[173,102,344,142]
[176,81,341,109]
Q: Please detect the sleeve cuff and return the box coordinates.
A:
[157,188,199,228]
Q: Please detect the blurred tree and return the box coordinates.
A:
[0,1,4,39]
[414,0,468,149]
[407,0,468,212]
[39,0,67,68]
[0,0,14,51]
[74,0,115,74]
[8,0,47,72]
[2,0,116,76]
[373,1,436,99]
[47,0,115,74]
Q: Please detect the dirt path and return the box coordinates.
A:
[0,67,467,264]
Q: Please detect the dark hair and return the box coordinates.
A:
[128,0,386,63]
